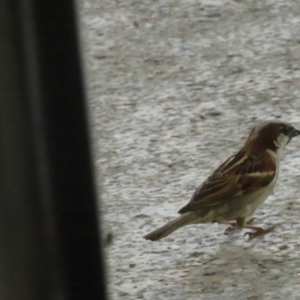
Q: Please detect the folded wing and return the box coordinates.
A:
[178,149,276,214]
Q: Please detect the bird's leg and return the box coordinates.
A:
[243,225,274,239]
[222,218,255,235]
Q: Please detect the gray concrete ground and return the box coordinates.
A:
[79,0,300,299]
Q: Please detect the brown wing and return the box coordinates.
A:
[178,149,276,214]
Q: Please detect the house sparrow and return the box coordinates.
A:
[144,121,300,241]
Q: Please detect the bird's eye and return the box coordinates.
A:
[280,125,291,135]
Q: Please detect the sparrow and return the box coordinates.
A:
[144,121,300,241]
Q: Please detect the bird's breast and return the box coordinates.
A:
[244,166,279,216]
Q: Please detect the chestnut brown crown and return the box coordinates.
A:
[244,121,300,153]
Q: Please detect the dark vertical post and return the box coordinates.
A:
[0,0,108,299]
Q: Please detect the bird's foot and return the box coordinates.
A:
[244,225,274,239]
[223,222,239,235]
[222,218,255,235]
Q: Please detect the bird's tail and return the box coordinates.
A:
[143,212,197,241]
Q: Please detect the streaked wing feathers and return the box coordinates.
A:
[178,149,276,213]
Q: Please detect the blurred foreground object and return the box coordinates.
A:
[0,0,108,299]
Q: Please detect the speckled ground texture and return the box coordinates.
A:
[79,0,300,299]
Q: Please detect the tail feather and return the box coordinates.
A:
[143,212,197,241]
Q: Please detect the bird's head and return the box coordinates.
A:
[244,120,300,156]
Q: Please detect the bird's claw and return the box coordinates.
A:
[246,218,255,225]
[244,231,255,239]
[223,218,255,235]
[224,226,237,235]
[244,225,274,239]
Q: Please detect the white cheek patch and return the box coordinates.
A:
[275,134,289,150]
[266,149,277,160]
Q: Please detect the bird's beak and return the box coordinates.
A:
[291,127,300,138]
